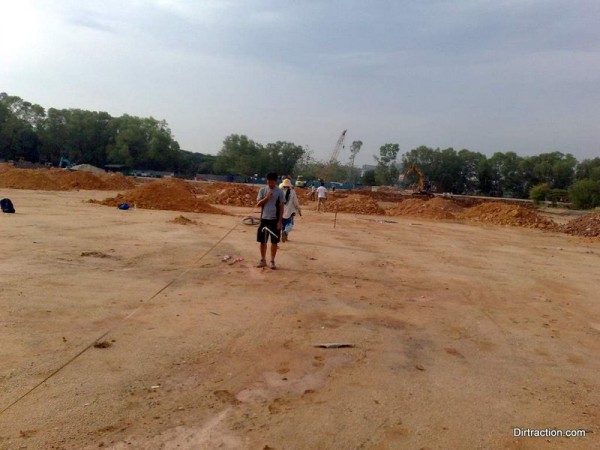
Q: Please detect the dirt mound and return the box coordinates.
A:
[355,189,406,202]
[93,178,227,214]
[0,168,56,190]
[462,202,558,229]
[100,173,136,190]
[53,169,135,190]
[56,171,110,190]
[71,164,105,174]
[0,168,135,190]
[169,215,198,225]
[197,182,310,206]
[561,210,600,237]
[386,197,463,220]
[205,184,259,207]
[330,195,385,215]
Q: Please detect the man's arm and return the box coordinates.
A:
[256,188,271,207]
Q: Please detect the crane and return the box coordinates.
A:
[329,129,347,163]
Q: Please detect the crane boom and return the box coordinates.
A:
[329,129,347,163]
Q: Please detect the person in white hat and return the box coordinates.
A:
[279,178,302,242]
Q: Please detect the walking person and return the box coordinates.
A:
[256,173,285,269]
[308,185,316,202]
[279,178,302,242]
[316,181,328,212]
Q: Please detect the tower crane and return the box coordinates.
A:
[329,129,347,163]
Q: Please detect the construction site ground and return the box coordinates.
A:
[1,188,598,450]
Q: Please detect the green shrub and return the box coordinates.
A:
[568,179,600,209]
[529,183,551,204]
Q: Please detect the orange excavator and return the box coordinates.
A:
[403,164,434,198]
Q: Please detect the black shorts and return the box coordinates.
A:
[257,219,280,244]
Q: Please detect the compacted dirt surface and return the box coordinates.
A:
[0,188,598,450]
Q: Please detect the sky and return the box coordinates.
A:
[1,0,599,166]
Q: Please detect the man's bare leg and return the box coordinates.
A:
[270,243,278,261]
[260,243,267,260]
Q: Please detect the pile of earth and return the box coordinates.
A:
[461,202,558,230]
[204,184,259,207]
[329,195,385,215]
[56,171,135,190]
[0,168,57,190]
[560,210,600,237]
[91,178,227,214]
[190,182,230,195]
[294,188,315,205]
[0,168,134,190]
[386,197,463,220]
[357,189,406,202]
[193,181,310,207]
[71,164,106,174]
[169,215,199,225]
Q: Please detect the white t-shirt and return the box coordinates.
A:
[316,186,327,199]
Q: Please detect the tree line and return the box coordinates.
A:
[0,92,214,177]
[393,146,600,208]
[2,92,598,207]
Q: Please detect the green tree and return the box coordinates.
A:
[569,179,600,209]
[0,93,43,161]
[529,183,551,204]
[374,143,400,185]
[37,108,70,163]
[263,141,305,176]
[529,152,577,189]
[476,158,495,195]
[488,151,526,198]
[576,158,600,181]
[401,146,463,193]
[362,169,376,186]
[317,161,354,182]
[349,140,363,167]
[458,149,487,194]
[214,134,263,176]
[436,148,462,192]
[348,140,363,183]
[177,151,216,177]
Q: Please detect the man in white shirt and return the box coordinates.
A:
[316,181,327,212]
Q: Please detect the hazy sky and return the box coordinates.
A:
[2,0,599,165]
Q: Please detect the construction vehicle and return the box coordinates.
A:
[403,163,434,198]
[329,129,347,163]
[58,156,72,169]
[295,175,307,188]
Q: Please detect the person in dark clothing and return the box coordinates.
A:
[256,173,285,269]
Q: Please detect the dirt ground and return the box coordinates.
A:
[0,189,598,450]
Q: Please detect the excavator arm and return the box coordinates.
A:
[403,163,433,197]
[403,164,426,190]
